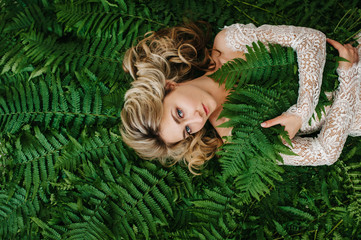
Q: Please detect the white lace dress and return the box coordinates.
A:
[224,23,361,166]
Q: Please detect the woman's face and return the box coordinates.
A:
[159,83,217,144]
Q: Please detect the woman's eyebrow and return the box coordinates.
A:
[171,112,186,140]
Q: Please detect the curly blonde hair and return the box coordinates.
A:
[120,22,222,174]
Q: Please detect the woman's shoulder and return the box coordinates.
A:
[213,23,258,54]
[212,28,247,64]
[214,23,257,42]
[213,28,228,49]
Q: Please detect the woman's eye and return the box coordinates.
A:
[185,126,191,135]
[177,109,184,118]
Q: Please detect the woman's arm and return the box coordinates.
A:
[215,24,327,138]
[281,39,360,166]
[296,92,335,135]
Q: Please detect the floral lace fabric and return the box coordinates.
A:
[225,24,361,165]
[282,63,360,165]
[224,23,327,127]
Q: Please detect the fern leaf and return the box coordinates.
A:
[279,206,315,221]
[0,188,39,238]
[31,217,62,240]
[210,42,297,90]
[273,220,289,238]
[0,74,119,135]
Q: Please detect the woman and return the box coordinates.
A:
[121,22,360,173]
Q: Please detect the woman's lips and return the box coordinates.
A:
[202,104,209,116]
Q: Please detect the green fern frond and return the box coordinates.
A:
[0,39,30,75]
[165,165,194,202]
[56,169,119,239]
[0,75,119,135]
[63,214,115,240]
[333,138,361,228]
[1,1,361,239]
[210,42,297,90]
[109,161,176,239]
[185,183,238,238]
[56,128,125,171]
[56,1,122,36]
[55,1,167,41]
[210,44,299,205]
[5,2,62,35]
[132,166,174,217]
[1,28,125,81]
[0,188,40,239]
[31,217,62,240]
[278,206,315,221]
[55,141,176,239]
[4,127,67,198]
[273,220,289,238]
[233,158,283,203]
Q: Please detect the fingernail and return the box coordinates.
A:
[261,123,266,127]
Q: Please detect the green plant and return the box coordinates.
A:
[0,0,361,239]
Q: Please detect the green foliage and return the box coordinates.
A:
[210,42,298,204]
[0,188,40,238]
[0,72,118,135]
[210,42,297,90]
[0,0,361,239]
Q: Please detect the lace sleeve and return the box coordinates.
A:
[297,107,327,135]
[296,92,334,135]
[280,63,360,166]
[224,24,326,128]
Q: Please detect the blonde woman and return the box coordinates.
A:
[121,22,360,173]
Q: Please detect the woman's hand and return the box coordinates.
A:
[261,39,359,139]
[327,38,359,69]
[261,113,302,139]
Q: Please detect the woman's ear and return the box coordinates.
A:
[165,80,178,91]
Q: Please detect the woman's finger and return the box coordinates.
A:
[261,115,284,128]
[327,38,344,50]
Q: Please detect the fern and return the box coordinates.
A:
[55,0,169,44]
[56,159,179,240]
[209,44,299,204]
[337,137,361,228]
[0,1,62,75]
[278,206,315,221]
[56,128,127,171]
[1,27,125,83]
[111,164,175,239]
[273,220,290,239]
[31,217,62,240]
[168,180,238,239]
[22,132,180,239]
[2,127,67,198]
[0,73,119,135]
[1,0,361,239]
[210,42,296,90]
[0,187,41,239]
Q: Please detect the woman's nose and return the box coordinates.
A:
[185,111,204,132]
[191,110,203,122]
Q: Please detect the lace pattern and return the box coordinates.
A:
[224,24,326,125]
[282,58,360,165]
[294,45,361,138]
[297,92,333,135]
[225,23,361,166]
